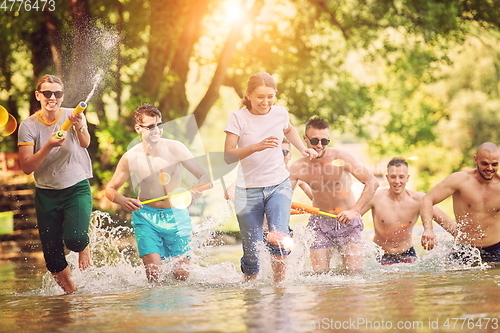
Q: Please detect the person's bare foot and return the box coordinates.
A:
[78,246,92,271]
[53,266,76,294]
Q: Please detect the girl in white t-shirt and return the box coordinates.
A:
[224,72,317,282]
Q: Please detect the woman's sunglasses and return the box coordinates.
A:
[138,122,165,131]
[306,135,330,146]
[38,90,64,99]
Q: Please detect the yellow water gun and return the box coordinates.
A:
[55,102,87,138]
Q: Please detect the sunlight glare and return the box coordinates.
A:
[222,0,244,23]
[332,159,345,167]
[169,187,193,210]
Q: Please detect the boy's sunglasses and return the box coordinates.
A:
[38,90,64,99]
[306,135,330,146]
[138,122,165,131]
[282,149,290,156]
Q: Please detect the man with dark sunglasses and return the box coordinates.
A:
[289,116,379,273]
[106,104,210,283]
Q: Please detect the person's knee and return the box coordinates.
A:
[342,251,364,272]
[64,235,89,252]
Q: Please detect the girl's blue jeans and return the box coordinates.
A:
[234,178,292,276]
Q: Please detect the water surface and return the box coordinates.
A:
[1,212,500,333]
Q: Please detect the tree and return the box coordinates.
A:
[2,0,500,191]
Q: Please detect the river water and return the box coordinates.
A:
[1,211,500,333]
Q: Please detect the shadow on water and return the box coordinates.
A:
[1,209,500,333]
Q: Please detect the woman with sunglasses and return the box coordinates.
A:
[224,72,317,283]
[18,74,92,294]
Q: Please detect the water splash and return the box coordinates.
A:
[63,24,120,104]
[20,208,495,296]
[84,74,103,104]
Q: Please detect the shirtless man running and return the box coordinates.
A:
[106,104,210,282]
[289,117,379,272]
[421,142,500,263]
[361,158,456,265]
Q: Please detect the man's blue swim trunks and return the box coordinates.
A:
[132,205,192,258]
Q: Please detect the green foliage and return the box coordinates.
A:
[365,26,500,183]
[93,121,137,185]
[411,144,463,192]
[2,0,500,202]
[226,0,376,129]
[0,135,16,153]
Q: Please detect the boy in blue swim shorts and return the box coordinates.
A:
[106,104,210,282]
[132,205,192,260]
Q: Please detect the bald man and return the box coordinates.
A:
[421,142,500,262]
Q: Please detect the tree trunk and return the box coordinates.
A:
[133,0,185,103]
[190,0,265,138]
[114,0,124,121]
[66,0,96,107]
[43,10,64,77]
[159,0,211,121]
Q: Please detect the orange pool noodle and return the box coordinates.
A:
[0,114,18,136]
